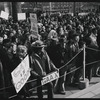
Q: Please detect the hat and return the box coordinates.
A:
[31,40,46,48]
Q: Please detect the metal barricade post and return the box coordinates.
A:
[83,43,86,81]
[78,43,89,89]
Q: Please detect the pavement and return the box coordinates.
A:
[27,76,100,98]
[8,76,100,99]
[54,76,100,98]
[66,77,100,98]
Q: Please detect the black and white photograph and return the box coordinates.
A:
[0,2,100,99]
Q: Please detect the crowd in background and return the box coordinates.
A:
[0,11,100,98]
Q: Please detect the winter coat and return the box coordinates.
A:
[30,49,57,77]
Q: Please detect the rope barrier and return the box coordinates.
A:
[4,50,84,99]
[8,59,100,99]
[8,65,83,99]
[20,59,100,87]
[59,49,83,70]
[86,47,100,52]
[23,58,100,94]
[0,48,94,91]
[85,60,100,66]
[28,66,83,92]
[25,49,83,85]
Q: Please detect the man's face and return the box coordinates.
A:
[93,30,97,36]
[4,42,11,49]
[17,49,27,58]
[74,36,80,42]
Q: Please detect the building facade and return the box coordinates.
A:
[0,2,99,15]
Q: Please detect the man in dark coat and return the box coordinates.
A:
[66,30,82,85]
[52,36,68,94]
[30,40,59,99]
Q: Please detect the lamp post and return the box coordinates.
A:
[83,43,86,81]
[12,2,22,22]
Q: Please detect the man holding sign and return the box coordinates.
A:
[30,40,59,99]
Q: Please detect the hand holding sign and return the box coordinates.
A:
[42,72,46,77]
[41,71,59,85]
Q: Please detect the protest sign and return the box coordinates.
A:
[30,13,37,21]
[11,55,30,93]
[41,71,59,85]
[17,13,26,20]
[0,11,9,20]
[30,13,38,35]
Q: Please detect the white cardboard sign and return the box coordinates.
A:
[17,13,26,20]
[0,11,9,20]
[41,71,59,85]
[30,13,38,34]
[11,55,30,93]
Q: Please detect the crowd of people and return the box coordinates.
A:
[0,11,100,99]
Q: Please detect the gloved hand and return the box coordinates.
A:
[42,72,46,77]
[55,68,59,73]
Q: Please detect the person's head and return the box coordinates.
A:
[66,24,72,31]
[17,29,22,35]
[92,28,97,36]
[59,35,67,48]
[73,35,80,43]
[42,26,46,32]
[3,39,11,49]
[59,26,64,36]
[0,37,3,44]
[50,37,59,45]
[68,30,80,42]
[76,27,82,34]
[17,45,27,58]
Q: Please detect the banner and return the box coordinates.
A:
[17,13,26,20]
[41,71,59,85]
[0,11,9,20]
[11,55,30,93]
[30,13,38,35]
